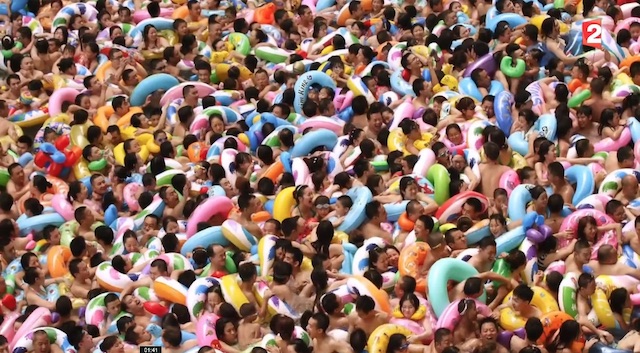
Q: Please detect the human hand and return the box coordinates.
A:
[585,338,598,350]
[533,270,544,284]
[598,330,613,344]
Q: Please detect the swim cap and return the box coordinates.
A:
[20,91,33,106]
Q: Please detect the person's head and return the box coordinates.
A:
[69,326,95,351]
[149,259,169,280]
[511,284,534,311]
[461,197,483,220]
[524,317,544,342]
[433,328,453,353]
[207,244,227,269]
[104,293,122,317]
[479,317,502,341]
[444,228,466,250]
[476,236,497,262]
[355,295,376,318]
[413,215,434,240]
[529,185,548,210]
[577,215,598,242]
[397,293,419,319]
[306,312,330,339]
[553,320,581,349]
[605,199,626,223]
[609,287,629,315]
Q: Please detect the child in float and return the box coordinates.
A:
[394,293,433,343]
[313,196,342,227]
[598,108,627,142]
[445,124,464,149]
[237,303,266,348]
[9,91,38,117]
[323,195,352,229]
[204,284,225,316]
[488,188,508,218]
[575,273,615,343]
[329,60,349,88]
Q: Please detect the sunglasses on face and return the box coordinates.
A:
[315,204,331,209]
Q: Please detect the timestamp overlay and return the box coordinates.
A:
[140,346,162,353]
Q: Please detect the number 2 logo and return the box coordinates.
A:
[582,19,602,49]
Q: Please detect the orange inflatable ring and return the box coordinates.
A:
[538,311,585,353]
[262,160,284,183]
[251,211,271,223]
[95,61,112,82]
[154,276,187,305]
[187,142,208,163]
[398,242,429,294]
[361,0,373,11]
[619,55,640,69]
[94,106,113,132]
[48,245,71,278]
[337,4,351,26]
[567,79,588,93]
[398,212,414,232]
[172,5,188,19]
[254,3,276,24]
[115,107,144,130]
[19,176,69,213]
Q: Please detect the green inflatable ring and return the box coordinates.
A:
[491,258,512,289]
[568,89,591,108]
[499,56,526,78]
[553,0,564,8]
[371,160,389,172]
[426,163,450,205]
[228,33,251,56]
[225,250,238,273]
[0,168,9,187]
[1,42,23,59]
[427,258,487,317]
[88,158,107,171]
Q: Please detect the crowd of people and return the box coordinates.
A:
[1,0,640,352]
